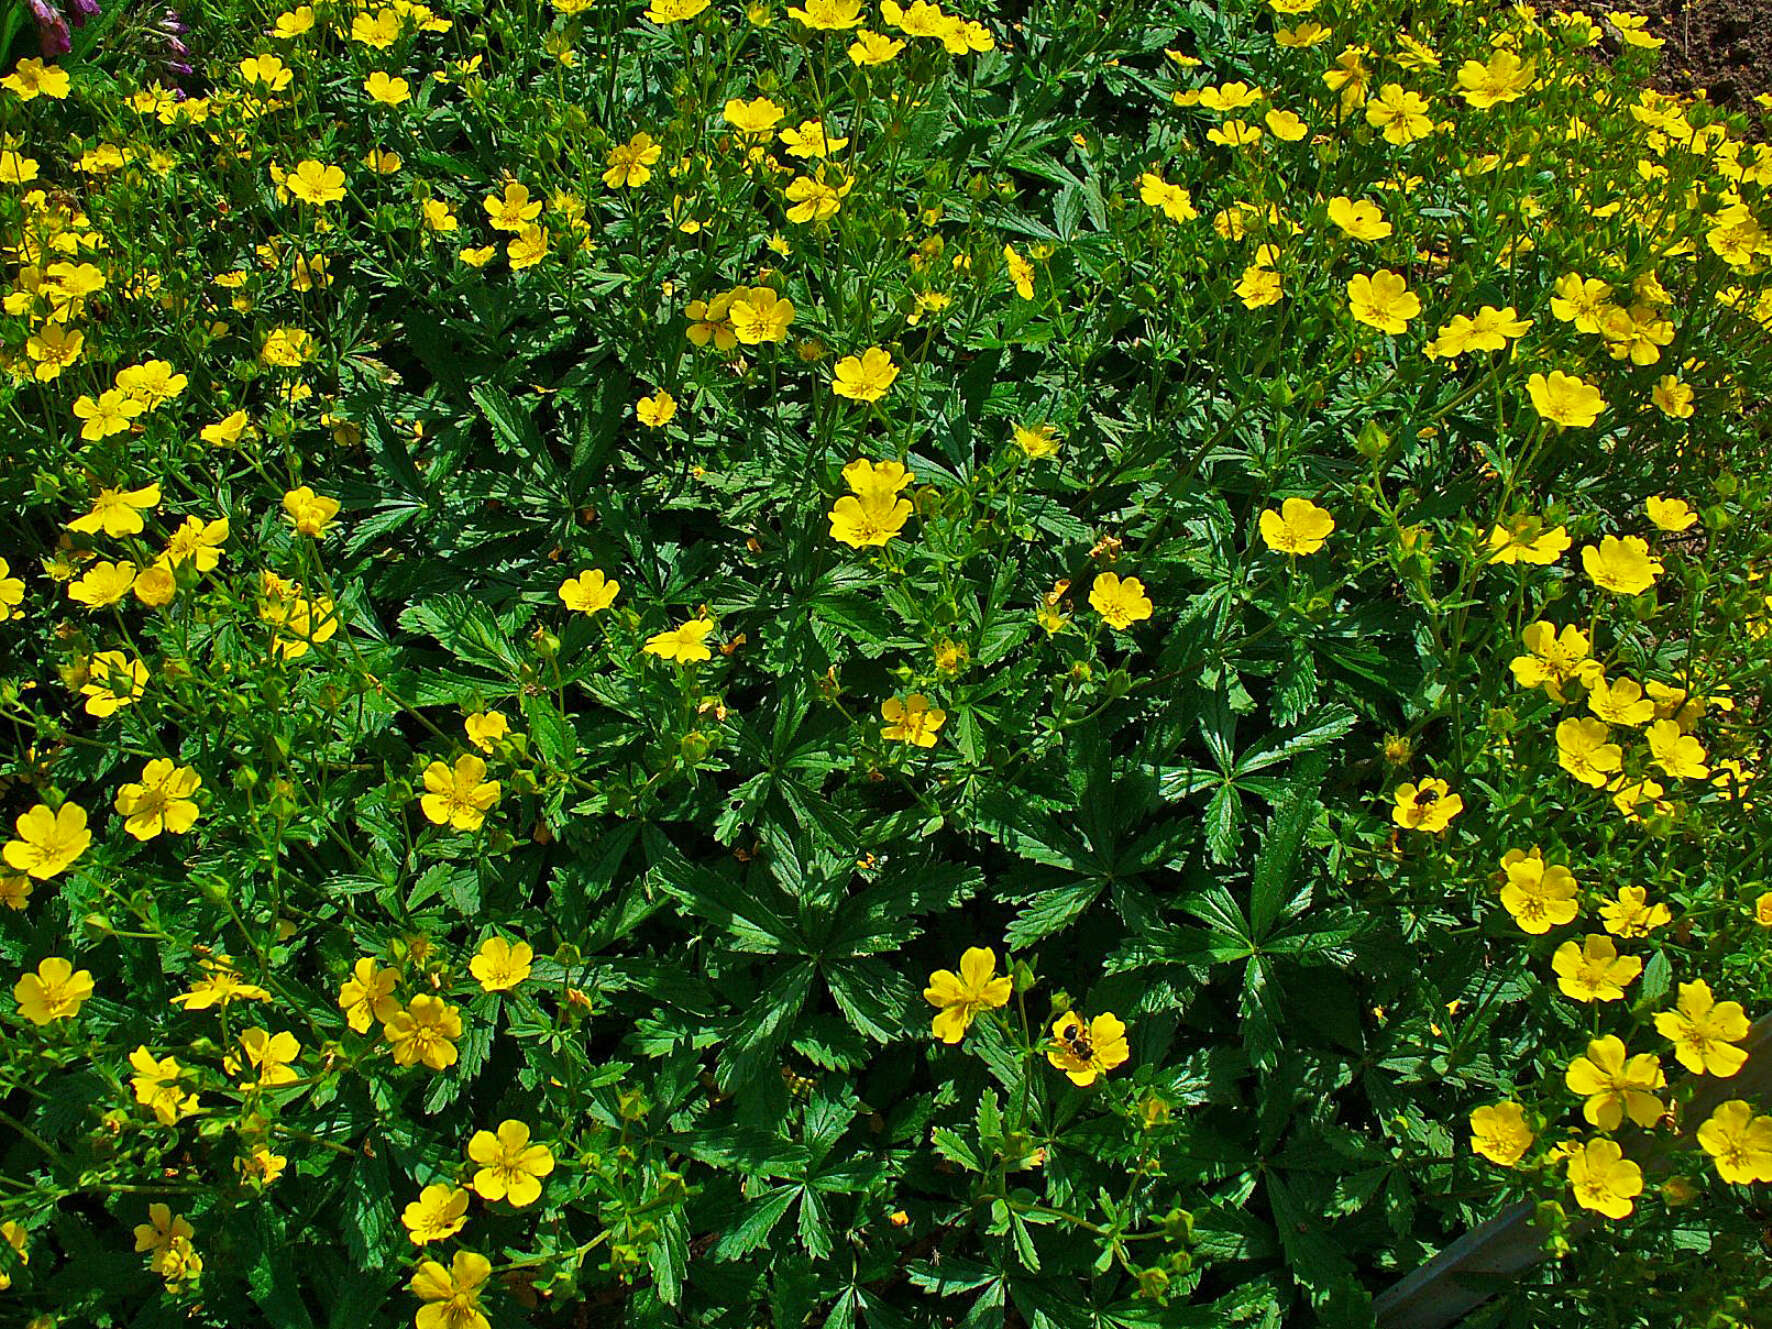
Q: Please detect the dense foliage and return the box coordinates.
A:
[2,0,1771,1326]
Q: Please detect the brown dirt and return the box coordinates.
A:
[1636,0,1772,115]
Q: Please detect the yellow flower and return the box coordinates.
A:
[282,486,340,537]
[161,515,230,571]
[3,57,72,100]
[1426,305,1531,359]
[1265,108,1308,140]
[1510,621,1595,700]
[1653,979,1750,1076]
[364,71,411,105]
[507,223,549,270]
[644,618,716,663]
[133,1204,201,1284]
[1013,422,1060,458]
[921,949,1006,1049]
[81,650,149,718]
[1645,495,1696,531]
[1606,9,1664,46]
[604,132,663,188]
[1556,717,1622,787]
[848,28,906,63]
[784,167,854,223]
[1565,1036,1666,1130]
[13,956,94,1025]
[469,937,534,993]
[1528,371,1606,428]
[0,557,24,623]
[420,755,501,831]
[1003,243,1035,299]
[558,568,620,614]
[1498,847,1579,934]
[410,1250,492,1329]
[1206,119,1263,147]
[0,874,31,910]
[1651,376,1694,419]
[635,389,677,428]
[1586,675,1655,726]
[170,957,269,1010]
[1365,83,1432,143]
[129,1046,199,1125]
[385,994,463,1070]
[1137,173,1198,222]
[338,957,400,1033]
[73,389,145,441]
[1566,1138,1643,1219]
[464,712,508,753]
[1326,196,1391,240]
[729,286,796,344]
[286,159,346,205]
[238,1146,286,1187]
[1697,1102,1772,1185]
[646,0,711,20]
[1346,270,1419,334]
[1046,1011,1130,1086]
[1468,1102,1534,1166]
[1485,515,1569,566]
[467,1120,555,1206]
[1551,933,1641,1003]
[115,759,203,840]
[881,694,946,747]
[1236,264,1284,309]
[832,346,899,402]
[829,488,913,548]
[68,559,137,609]
[1391,778,1463,832]
[1599,886,1671,939]
[69,482,161,536]
[724,95,785,138]
[1645,718,1707,780]
[1088,572,1153,630]
[1259,497,1335,555]
[789,0,866,28]
[1455,50,1535,108]
[402,1184,471,1245]
[234,1027,301,1088]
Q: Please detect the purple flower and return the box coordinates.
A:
[28,0,72,57]
[69,0,101,25]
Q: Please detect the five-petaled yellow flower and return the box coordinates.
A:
[283,486,340,537]
[114,759,202,840]
[1468,1102,1533,1166]
[410,1249,492,1329]
[420,755,502,831]
[1391,778,1463,832]
[385,994,463,1070]
[14,955,94,1025]
[467,1120,555,1207]
[923,947,1012,1042]
[1259,497,1335,554]
[882,693,946,747]
[1653,979,1750,1076]
[558,568,620,613]
[1566,1137,1642,1219]
[469,936,533,992]
[1697,1101,1772,1185]
[402,1184,471,1245]
[4,802,92,879]
[1047,1011,1131,1086]
[644,618,716,663]
[832,346,899,402]
[1089,572,1153,630]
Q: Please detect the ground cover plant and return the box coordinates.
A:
[2,0,1771,1325]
